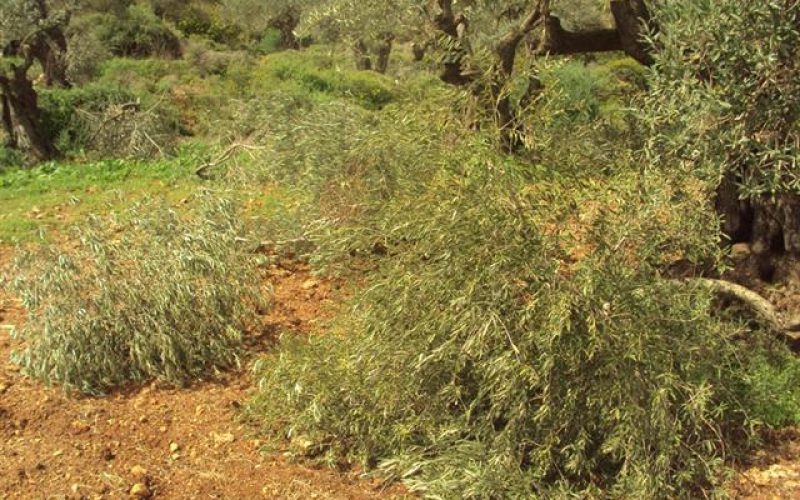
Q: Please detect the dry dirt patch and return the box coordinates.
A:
[0,250,400,499]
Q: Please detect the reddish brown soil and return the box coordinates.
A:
[0,250,402,499]
[731,430,800,499]
[3,243,800,499]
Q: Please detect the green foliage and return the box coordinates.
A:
[5,190,263,394]
[253,29,284,56]
[220,0,310,39]
[249,153,760,496]
[90,5,182,59]
[0,146,24,170]
[545,60,611,123]
[742,342,800,428]
[150,0,241,44]
[65,14,113,84]
[251,49,397,109]
[39,84,136,144]
[645,0,800,198]
[97,57,195,93]
[38,83,182,158]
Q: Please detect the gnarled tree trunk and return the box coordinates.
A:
[609,0,655,66]
[1,93,16,148]
[0,65,58,161]
[269,10,300,50]
[374,33,395,74]
[352,39,372,71]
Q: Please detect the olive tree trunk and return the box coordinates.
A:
[0,67,58,161]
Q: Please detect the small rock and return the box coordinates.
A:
[169,442,180,453]
[301,279,320,290]
[211,432,235,445]
[130,482,150,498]
[0,382,9,393]
[731,243,752,259]
[71,420,91,434]
[52,449,63,457]
[130,465,148,479]
[71,483,79,494]
[100,447,115,461]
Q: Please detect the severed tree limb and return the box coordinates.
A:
[690,278,800,342]
[195,142,265,179]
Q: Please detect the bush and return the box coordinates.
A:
[39,83,183,158]
[65,15,113,85]
[247,119,769,496]
[93,5,182,59]
[184,37,250,77]
[251,49,397,109]
[5,191,264,395]
[39,84,136,144]
[0,145,23,170]
[253,28,283,56]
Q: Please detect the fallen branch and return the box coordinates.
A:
[255,238,313,254]
[690,278,800,342]
[195,142,265,179]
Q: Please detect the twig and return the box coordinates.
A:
[195,142,266,179]
[85,101,140,146]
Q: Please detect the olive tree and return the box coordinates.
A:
[425,0,653,150]
[0,0,74,160]
[645,0,800,275]
[303,0,423,73]
[221,0,316,49]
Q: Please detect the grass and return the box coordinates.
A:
[0,157,197,242]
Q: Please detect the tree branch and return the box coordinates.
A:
[690,278,800,342]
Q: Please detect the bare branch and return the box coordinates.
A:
[690,278,800,342]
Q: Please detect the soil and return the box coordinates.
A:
[2,243,800,499]
[0,249,403,500]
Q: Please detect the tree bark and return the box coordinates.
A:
[269,10,300,50]
[537,16,623,56]
[374,33,395,74]
[609,0,654,66]
[1,92,17,148]
[0,65,58,161]
[32,26,71,87]
[490,1,546,152]
[353,39,372,71]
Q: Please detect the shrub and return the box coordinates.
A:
[742,342,800,428]
[39,84,183,158]
[644,0,800,253]
[39,84,136,144]
[251,49,396,109]
[92,5,182,59]
[184,37,250,78]
[248,127,769,496]
[0,145,23,170]
[253,28,283,56]
[5,191,264,394]
[65,15,113,85]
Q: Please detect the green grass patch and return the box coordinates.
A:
[0,157,198,242]
[251,48,397,110]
